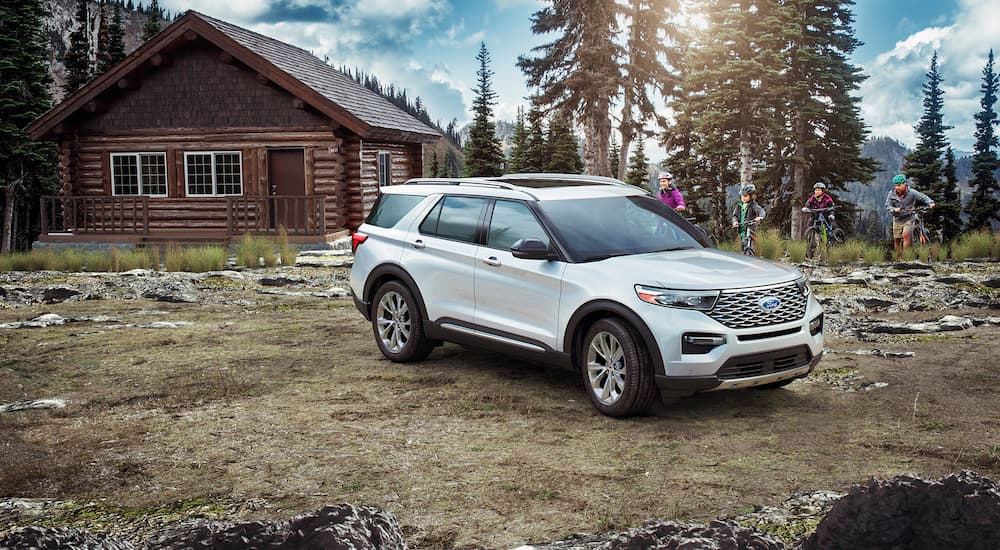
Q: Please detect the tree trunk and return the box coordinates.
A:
[739,128,753,185]
[2,186,15,254]
[619,94,634,180]
[585,108,613,177]
[790,112,806,238]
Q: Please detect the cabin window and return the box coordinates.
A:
[110,152,168,196]
[378,151,392,186]
[184,151,243,196]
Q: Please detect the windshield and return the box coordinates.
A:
[537,195,706,261]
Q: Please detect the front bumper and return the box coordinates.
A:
[654,346,823,392]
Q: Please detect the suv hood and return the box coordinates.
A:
[596,248,801,290]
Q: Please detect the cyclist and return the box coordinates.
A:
[655,171,686,211]
[885,174,934,255]
[804,182,837,227]
[731,183,765,247]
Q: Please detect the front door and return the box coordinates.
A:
[267,149,306,230]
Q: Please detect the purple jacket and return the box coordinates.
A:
[657,186,686,210]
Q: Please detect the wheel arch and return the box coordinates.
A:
[564,300,665,376]
[363,264,430,322]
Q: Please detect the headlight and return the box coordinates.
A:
[796,276,811,297]
[635,285,719,311]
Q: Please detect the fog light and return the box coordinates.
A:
[809,313,823,335]
[682,333,726,354]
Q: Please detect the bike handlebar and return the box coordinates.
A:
[802,205,837,212]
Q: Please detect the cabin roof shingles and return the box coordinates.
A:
[197,12,439,140]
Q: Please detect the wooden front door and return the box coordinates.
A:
[267,149,306,230]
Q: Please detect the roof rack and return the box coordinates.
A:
[402,178,539,199]
[493,173,631,188]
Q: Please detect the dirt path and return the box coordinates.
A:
[1,267,999,548]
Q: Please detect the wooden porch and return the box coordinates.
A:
[39,195,345,244]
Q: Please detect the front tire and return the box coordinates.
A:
[580,318,657,417]
[371,281,433,362]
[806,228,821,259]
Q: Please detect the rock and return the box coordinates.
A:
[142,289,198,304]
[855,296,894,310]
[121,269,155,277]
[892,261,934,271]
[600,520,786,550]
[0,398,67,413]
[42,286,83,303]
[982,277,1000,289]
[866,315,974,334]
[0,526,135,549]
[198,270,246,280]
[936,274,978,285]
[0,286,6,298]
[835,349,914,358]
[25,313,69,327]
[258,275,306,287]
[800,471,1000,550]
[845,271,875,285]
[147,504,406,550]
[313,286,351,298]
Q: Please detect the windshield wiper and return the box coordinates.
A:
[582,252,629,262]
[656,246,695,252]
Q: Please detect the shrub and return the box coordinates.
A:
[717,239,740,254]
[277,225,298,267]
[993,232,1000,258]
[236,233,277,268]
[756,228,784,260]
[786,240,808,263]
[953,230,994,259]
[861,242,887,265]
[828,240,863,267]
[185,246,227,272]
[164,244,185,272]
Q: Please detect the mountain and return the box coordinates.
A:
[459,119,516,155]
[45,0,150,101]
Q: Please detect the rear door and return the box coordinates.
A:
[473,199,565,350]
[400,195,487,324]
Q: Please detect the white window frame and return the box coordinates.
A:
[110,152,169,197]
[378,150,392,187]
[184,151,244,197]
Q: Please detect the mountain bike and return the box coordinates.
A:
[803,206,846,259]
[735,220,759,256]
[909,206,932,246]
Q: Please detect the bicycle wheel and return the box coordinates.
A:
[806,228,821,259]
[743,235,756,256]
[832,228,846,245]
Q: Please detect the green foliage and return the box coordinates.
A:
[110,247,153,271]
[63,0,92,94]
[163,245,227,272]
[828,240,863,267]
[756,228,783,260]
[608,134,621,179]
[507,107,529,174]
[277,225,297,266]
[624,138,649,187]
[952,230,995,259]
[785,240,808,263]
[142,0,162,41]
[862,242,888,264]
[965,50,1000,231]
[236,234,277,268]
[463,43,504,177]
[164,245,184,272]
[545,113,584,173]
[97,1,126,73]
[521,104,548,173]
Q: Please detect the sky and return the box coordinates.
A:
[158,0,998,159]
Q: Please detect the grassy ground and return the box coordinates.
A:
[1,268,999,548]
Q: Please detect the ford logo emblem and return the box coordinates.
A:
[758,296,781,312]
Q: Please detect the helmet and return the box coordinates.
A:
[740,184,756,195]
[892,174,907,185]
[813,182,826,189]
[658,171,673,180]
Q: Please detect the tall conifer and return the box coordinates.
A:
[608,134,621,180]
[624,139,649,188]
[518,0,620,176]
[508,107,529,174]
[1,0,58,252]
[142,0,161,41]
[108,3,127,66]
[902,52,952,238]
[63,0,92,94]
[463,42,504,177]
[546,113,583,174]
[96,0,113,74]
[966,50,1000,230]
[940,148,962,241]
[522,104,548,173]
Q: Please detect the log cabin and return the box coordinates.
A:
[27,10,440,245]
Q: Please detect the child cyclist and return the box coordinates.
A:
[731,184,766,246]
[803,181,837,228]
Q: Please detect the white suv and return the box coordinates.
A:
[350,174,824,417]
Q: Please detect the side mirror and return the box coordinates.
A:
[511,238,554,260]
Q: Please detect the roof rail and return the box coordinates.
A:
[402,178,539,199]
[494,173,630,187]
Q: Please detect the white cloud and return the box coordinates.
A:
[162,0,271,23]
[861,0,999,153]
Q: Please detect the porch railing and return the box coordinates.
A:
[227,195,328,235]
[41,195,150,235]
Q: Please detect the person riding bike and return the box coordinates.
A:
[803,182,837,228]
[731,184,765,244]
[655,171,686,211]
[885,174,934,255]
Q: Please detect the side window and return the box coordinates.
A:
[419,196,485,244]
[378,151,392,186]
[367,194,425,228]
[488,200,549,251]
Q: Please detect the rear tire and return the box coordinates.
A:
[831,228,846,245]
[806,228,821,259]
[371,281,434,362]
[580,318,658,417]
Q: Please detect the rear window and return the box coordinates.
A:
[366,194,425,228]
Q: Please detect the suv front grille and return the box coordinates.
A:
[708,282,807,329]
[716,345,812,379]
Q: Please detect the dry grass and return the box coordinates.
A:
[2,276,1000,548]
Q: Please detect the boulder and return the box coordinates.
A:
[42,286,83,303]
[799,471,1000,550]
[600,520,785,550]
[0,526,135,549]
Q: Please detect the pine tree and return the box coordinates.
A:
[546,113,584,173]
[142,0,161,41]
[462,42,504,177]
[507,107,529,174]
[624,139,649,188]
[608,134,621,180]
[966,49,1000,230]
[779,0,877,237]
[96,0,113,74]
[902,52,953,238]
[429,149,441,178]
[618,0,680,179]
[518,0,620,176]
[108,3,127,67]
[126,0,133,11]
[940,148,961,241]
[522,104,548,173]
[1,0,58,252]
[63,0,92,94]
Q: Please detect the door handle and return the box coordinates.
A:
[482,256,501,267]
[411,239,425,249]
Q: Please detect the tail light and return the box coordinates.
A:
[351,232,368,253]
